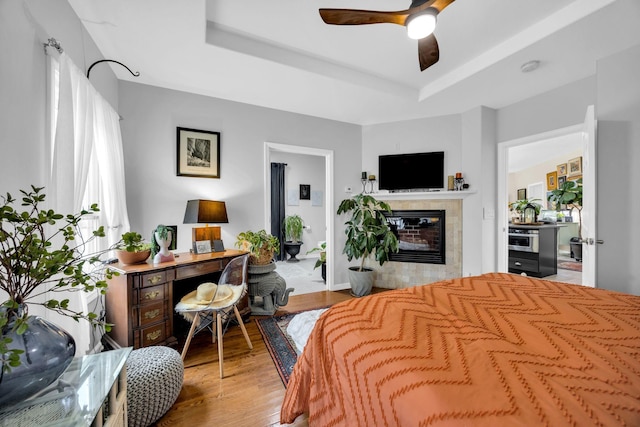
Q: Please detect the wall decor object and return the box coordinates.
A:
[568,156,582,177]
[557,175,567,187]
[177,127,220,178]
[557,163,567,176]
[546,171,557,191]
[287,189,299,206]
[300,184,311,200]
[517,188,526,200]
[193,240,212,254]
[311,190,323,207]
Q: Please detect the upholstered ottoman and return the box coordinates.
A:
[126,346,184,427]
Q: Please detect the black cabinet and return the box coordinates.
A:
[508,226,558,278]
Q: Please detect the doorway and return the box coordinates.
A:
[264,142,334,290]
[497,107,596,286]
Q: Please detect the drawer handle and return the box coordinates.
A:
[144,291,160,300]
[144,309,160,320]
[148,275,163,285]
[146,330,161,341]
[515,262,522,266]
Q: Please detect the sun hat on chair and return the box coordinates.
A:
[176,282,244,311]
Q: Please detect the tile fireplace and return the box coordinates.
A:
[383,210,445,264]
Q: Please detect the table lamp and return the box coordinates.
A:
[183,199,228,252]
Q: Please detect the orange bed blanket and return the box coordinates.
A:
[280,273,640,426]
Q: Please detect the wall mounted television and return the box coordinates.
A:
[378,151,444,192]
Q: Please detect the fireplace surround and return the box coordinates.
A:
[375,198,462,289]
[383,210,445,264]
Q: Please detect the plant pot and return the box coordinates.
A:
[321,262,326,283]
[348,266,374,297]
[570,238,583,261]
[116,249,151,265]
[283,241,303,263]
[0,307,76,406]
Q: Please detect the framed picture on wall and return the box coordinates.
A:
[557,163,567,176]
[546,171,557,190]
[557,175,567,187]
[300,184,311,200]
[517,188,526,200]
[568,156,582,177]
[177,127,221,178]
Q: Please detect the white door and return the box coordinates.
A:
[580,106,598,287]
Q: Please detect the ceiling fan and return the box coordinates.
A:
[319,0,455,71]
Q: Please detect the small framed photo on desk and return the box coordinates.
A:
[194,240,212,254]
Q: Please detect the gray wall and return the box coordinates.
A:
[596,44,640,294]
[118,81,361,285]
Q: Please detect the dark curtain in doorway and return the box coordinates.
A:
[271,162,286,260]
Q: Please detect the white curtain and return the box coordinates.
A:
[48,52,130,355]
[50,52,130,247]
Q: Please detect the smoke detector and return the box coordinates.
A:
[520,60,540,73]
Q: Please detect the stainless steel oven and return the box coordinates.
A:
[508,228,539,253]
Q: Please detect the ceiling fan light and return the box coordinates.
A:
[406,9,437,40]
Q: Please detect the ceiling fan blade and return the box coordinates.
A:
[418,34,439,71]
[319,9,408,26]
[319,0,456,27]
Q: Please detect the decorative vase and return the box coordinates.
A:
[283,241,303,263]
[348,266,374,297]
[0,306,76,406]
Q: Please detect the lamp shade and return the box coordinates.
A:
[183,200,228,224]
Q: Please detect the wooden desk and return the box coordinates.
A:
[105,249,247,349]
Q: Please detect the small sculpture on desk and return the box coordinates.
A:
[152,224,175,264]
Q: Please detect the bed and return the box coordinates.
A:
[280,273,640,426]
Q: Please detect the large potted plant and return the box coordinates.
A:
[282,214,304,262]
[235,229,280,265]
[548,178,583,260]
[337,194,399,297]
[0,186,115,406]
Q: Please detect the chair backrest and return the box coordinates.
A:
[218,254,249,287]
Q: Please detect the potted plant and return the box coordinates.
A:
[0,186,116,405]
[115,231,151,265]
[548,178,583,260]
[337,194,399,297]
[235,229,280,265]
[306,241,326,282]
[283,214,304,262]
[509,198,542,223]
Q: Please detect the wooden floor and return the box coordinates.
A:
[153,289,359,427]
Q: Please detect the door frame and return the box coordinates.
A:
[497,124,583,273]
[264,142,334,290]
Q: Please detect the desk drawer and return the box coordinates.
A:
[136,322,169,348]
[140,271,168,288]
[137,301,166,327]
[176,260,224,280]
[138,284,166,304]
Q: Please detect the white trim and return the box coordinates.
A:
[497,124,582,272]
[264,142,335,290]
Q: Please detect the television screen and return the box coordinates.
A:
[378,151,444,191]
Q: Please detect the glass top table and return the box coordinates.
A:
[0,347,132,426]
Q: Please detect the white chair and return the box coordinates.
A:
[175,254,253,378]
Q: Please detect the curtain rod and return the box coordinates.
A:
[86,59,140,80]
[43,38,63,54]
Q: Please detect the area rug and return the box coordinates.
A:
[558,261,582,272]
[255,312,301,386]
